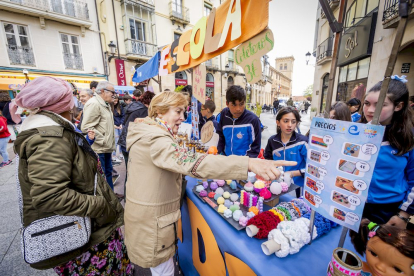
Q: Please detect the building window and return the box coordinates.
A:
[206,73,214,100]
[279,64,283,70]
[336,57,370,102]
[61,33,83,70]
[130,19,146,41]
[284,63,287,70]
[3,23,35,66]
[345,0,379,28]
[227,76,234,88]
[228,50,234,69]
[174,32,181,41]
[204,2,212,16]
[172,0,183,15]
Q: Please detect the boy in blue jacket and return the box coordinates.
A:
[217,85,261,158]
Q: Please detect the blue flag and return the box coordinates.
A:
[132,51,161,83]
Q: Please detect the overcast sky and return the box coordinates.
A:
[267,0,319,96]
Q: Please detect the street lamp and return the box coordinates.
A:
[305,52,311,65]
[108,41,117,62]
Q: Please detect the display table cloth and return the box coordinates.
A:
[178,176,359,276]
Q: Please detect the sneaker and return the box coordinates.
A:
[112,157,122,163]
[0,160,12,168]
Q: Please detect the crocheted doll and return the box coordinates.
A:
[349,219,414,276]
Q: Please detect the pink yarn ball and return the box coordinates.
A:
[280,182,289,192]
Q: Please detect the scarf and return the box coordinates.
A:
[155,117,175,137]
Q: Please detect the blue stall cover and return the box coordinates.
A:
[114,85,135,95]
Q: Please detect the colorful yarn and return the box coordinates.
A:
[291,198,311,215]
[246,211,281,239]
[291,204,301,217]
[249,206,259,216]
[269,209,284,222]
[303,212,338,237]
[276,206,292,221]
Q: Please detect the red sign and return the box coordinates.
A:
[206,81,214,87]
[175,79,188,86]
[115,59,127,86]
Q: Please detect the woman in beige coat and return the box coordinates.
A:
[125,92,295,275]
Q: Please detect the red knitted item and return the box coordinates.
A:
[246,211,281,239]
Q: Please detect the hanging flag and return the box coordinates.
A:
[132,51,161,83]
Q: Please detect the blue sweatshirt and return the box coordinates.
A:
[217,108,261,158]
[368,126,414,214]
[201,115,219,132]
[264,131,308,187]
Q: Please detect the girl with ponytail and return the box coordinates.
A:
[361,76,414,227]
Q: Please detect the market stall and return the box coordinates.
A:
[178,177,358,276]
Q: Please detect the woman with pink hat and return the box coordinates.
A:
[12,76,131,275]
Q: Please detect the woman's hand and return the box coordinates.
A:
[387,211,409,229]
[248,159,297,181]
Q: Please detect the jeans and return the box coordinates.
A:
[273,107,278,115]
[98,153,114,190]
[0,137,9,162]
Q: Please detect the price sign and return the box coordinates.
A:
[304,117,385,231]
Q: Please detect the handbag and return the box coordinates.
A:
[15,154,95,264]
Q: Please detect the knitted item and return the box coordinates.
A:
[277,218,317,256]
[275,206,292,221]
[267,229,290,258]
[239,216,248,226]
[291,204,302,217]
[249,206,259,216]
[280,182,289,192]
[246,211,281,239]
[303,212,338,237]
[278,202,300,220]
[269,209,284,222]
[259,188,272,200]
[272,208,287,221]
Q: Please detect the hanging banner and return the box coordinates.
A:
[193,64,207,104]
[235,29,274,84]
[115,59,127,86]
[191,96,200,139]
[160,0,270,74]
[304,118,385,232]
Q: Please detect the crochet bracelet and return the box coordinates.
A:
[279,203,299,220]
[276,206,292,221]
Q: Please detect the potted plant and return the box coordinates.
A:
[310,107,317,119]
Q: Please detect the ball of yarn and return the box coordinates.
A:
[215,187,224,195]
[233,210,243,221]
[224,199,232,208]
[246,211,281,239]
[247,212,255,219]
[196,185,204,193]
[199,190,207,197]
[249,206,259,215]
[202,181,209,189]
[259,188,272,199]
[217,197,225,205]
[230,205,240,212]
[224,209,232,218]
[244,182,254,192]
[218,204,227,213]
[210,182,218,191]
[230,193,239,202]
[223,191,231,199]
[208,192,215,198]
[239,216,248,226]
[270,182,282,195]
[280,182,289,193]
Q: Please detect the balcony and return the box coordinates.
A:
[63,53,83,70]
[125,39,158,59]
[320,0,340,18]
[0,0,91,27]
[6,44,36,67]
[316,36,333,65]
[169,1,189,27]
[205,59,219,71]
[382,0,414,28]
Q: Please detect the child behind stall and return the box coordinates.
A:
[350,218,414,276]
[200,100,219,132]
[264,106,308,197]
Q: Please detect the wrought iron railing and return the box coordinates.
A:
[6,0,90,20]
[316,36,333,63]
[205,59,212,67]
[125,39,157,57]
[383,0,399,21]
[168,1,189,23]
[6,44,36,66]
[63,52,83,70]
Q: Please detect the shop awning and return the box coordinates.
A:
[0,71,107,91]
[114,86,136,95]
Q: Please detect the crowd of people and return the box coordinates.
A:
[1,74,414,275]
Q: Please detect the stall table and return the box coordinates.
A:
[178,177,359,276]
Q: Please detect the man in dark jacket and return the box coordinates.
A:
[273,98,279,115]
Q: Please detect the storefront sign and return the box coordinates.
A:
[161,0,270,74]
[115,59,127,86]
[402,63,411,73]
[304,118,384,231]
[193,64,207,104]
[175,79,188,86]
[206,81,214,87]
[338,12,377,67]
[235,29,274,84]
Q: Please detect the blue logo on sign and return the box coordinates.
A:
[348,125,360,135]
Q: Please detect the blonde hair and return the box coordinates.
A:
[149,92,188,118]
